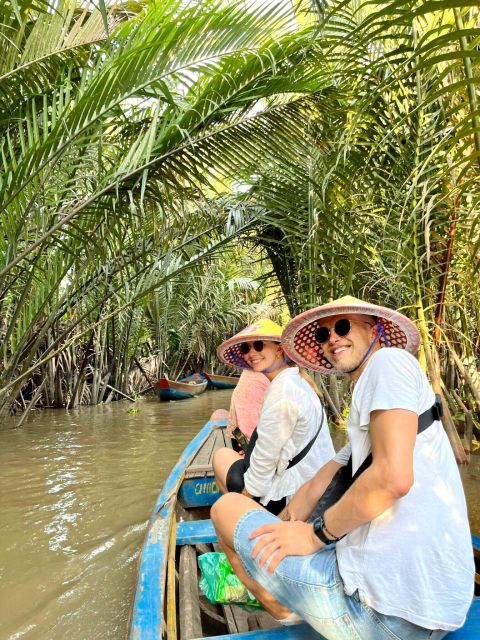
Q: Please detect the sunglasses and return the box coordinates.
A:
[239,340,265,355]
[314,318,375,345]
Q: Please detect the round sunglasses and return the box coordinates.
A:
[314,318,375,345]
[239,340,265,355]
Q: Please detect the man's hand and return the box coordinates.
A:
[248,520,323,573]
[278,507,295,521]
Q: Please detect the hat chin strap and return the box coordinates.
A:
[337,320,390,375]
[344,331,380,374]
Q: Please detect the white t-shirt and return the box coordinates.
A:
[336,348,474,631]
[244,367,335,505]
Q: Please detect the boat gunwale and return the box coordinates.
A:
[129,418,226,639]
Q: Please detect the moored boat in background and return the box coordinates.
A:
[156,374,208,401]
[203,372,240,390]
[129,418,480,640]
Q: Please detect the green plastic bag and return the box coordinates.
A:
[198,552,262,609]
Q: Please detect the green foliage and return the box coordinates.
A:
[0,0,312,412]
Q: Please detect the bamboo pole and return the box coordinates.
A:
[316,376,342,422]
[446,339,480,408]
[416,302,467,463]
[451,388,469,414]
[166,517,177,640]
[104,383,135,403]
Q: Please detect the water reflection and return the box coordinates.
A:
[0,393,478,639]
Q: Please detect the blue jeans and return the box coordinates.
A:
[234,510,448,640]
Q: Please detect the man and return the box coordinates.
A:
[211,295,474,639]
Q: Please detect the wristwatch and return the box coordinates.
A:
[312,514,342,545]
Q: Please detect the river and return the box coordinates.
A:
[0,391,478,640]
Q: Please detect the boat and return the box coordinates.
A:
[129,417,480,639]
[156,374,208,401]
[203,372,240,390]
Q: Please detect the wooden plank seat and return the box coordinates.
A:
[196,623,325,639]
[176,519,217,546]
[193,601,480,639]
[186,428,232,479]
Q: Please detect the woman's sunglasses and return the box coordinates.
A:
[314,318,374,345]
[239,340,265,354]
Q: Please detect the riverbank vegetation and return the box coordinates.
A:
[1,0,479,457]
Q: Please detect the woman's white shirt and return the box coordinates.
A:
[243,367,335,505]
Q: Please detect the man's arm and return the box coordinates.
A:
[322,408,417,538]
[250,408,417,572]
[278,458,343,521]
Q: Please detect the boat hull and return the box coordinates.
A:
[156,377,208,400]
[204,372,239,389]
[130,419,223,639]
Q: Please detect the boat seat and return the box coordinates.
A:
[176,518,218,546]
[196,623,326,639]
[446,597,480,638]
[193,604,480,640]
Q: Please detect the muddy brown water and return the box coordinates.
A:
[0,391,478,640]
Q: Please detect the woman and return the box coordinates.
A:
[212,318,335,515]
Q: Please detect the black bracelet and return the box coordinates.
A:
[322,516,344,542]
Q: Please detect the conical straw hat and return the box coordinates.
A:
[282,295,420,374]
[217,319,283,370]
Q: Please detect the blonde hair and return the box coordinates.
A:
[298,368,322,396]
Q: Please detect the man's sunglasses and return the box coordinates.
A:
[314,318,374,345]
[239,340,265,354]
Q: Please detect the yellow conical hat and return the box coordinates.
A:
[217,319,283,370]
[282,296,420,374]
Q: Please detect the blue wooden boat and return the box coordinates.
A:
[129,417,480,639]
[156,374,208,401]
[203,372,240,390]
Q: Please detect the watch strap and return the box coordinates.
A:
[312,515,336,545]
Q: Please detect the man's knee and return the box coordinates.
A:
[210,492,233,524]
[211,492,255,527]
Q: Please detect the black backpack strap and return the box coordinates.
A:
[348,395,443,484]
[418,394,442,433]
[286,410,325,470]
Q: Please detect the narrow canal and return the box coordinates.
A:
[0,392,479,640]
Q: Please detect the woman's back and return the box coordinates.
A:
[228,369,270,440]
[244,367,335,505]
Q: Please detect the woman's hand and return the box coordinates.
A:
[248,520,323,573]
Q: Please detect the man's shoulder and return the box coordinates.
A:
[368,347,420,369]
[357,348,424,389]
